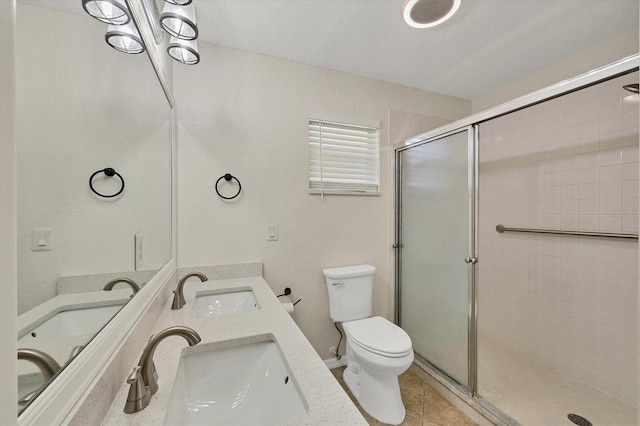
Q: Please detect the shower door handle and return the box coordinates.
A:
[464,257,478,264]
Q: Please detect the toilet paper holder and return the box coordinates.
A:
[277,287,301,305]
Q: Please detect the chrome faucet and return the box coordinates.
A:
[124,326,201,414]
[104,277,140,296]
[17,348,62,406]
[171,272,208,309]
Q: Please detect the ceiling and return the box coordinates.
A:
[194,0,639,99]
[21,0,639,100]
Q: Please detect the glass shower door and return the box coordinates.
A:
[398,129,474,387]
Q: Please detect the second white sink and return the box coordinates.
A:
[192,290,259,318]
[18,304,124,344]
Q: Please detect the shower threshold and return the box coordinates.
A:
[411,355,519,426]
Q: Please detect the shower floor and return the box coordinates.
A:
[478,337,636,426]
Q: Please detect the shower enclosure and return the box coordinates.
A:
[396,56,639,426]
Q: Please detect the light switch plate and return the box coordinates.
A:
[31,228,53,251]
[266,224,279,241]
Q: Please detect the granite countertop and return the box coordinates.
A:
[101,276,367,425]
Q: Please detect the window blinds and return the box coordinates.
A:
[309,117,380,194]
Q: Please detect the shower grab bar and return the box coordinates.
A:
[496,224,638,240]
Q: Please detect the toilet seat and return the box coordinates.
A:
[343,316,412,358]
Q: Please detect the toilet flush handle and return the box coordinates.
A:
[332,281,344,286]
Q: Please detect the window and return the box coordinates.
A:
[308,113,380,195]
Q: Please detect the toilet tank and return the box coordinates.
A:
[323,265,376,323]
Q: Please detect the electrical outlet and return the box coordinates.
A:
[330,346,337,355]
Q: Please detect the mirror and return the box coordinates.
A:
[16,0,172,414]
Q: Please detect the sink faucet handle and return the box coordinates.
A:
[171,289,185,310]
[127,365,142,384]
[124,365,151,414]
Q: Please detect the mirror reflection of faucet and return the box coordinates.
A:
[18,345,85,406]
[103,278,140,297]
[17,348,61,406]
[124,326,201,413]
[171,272,208,310]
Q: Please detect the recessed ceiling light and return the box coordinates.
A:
[403,0,461,29]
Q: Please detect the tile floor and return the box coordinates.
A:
[478,337,637,426]
[331,366,477,426]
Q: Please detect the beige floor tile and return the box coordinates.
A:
[401,414,423,426]
[423,398,456,424]
[331,366,478,426]
[402,386,424,420]
[399,370,425,389]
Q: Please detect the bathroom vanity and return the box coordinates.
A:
[98,270,367,425]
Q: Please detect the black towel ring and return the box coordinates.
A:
[89,167,125,198]
[215,173,242,200]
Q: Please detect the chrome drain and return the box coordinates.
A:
[568,414,592,426]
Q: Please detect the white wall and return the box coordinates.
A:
[478,71,639,404]
[0,0,17,423]
[16,4,172,313]
[175,41,471,359]
[472,29,639,114]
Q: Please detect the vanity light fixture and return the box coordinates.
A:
[167,37,200,65]
[160,2,198,40]
[82,0,130,25]
[164,0,193,5]
[105,21,145,54]
[402,0,461,29]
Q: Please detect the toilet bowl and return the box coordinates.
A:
[342,316,414,425]
[323,265,414,425]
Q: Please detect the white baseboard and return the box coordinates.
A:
[324,357,347,369]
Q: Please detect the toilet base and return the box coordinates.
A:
[343,361,407,425]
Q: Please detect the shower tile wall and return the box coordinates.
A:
[478,72,639,406]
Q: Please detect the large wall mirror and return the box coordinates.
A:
[16,0,172,415]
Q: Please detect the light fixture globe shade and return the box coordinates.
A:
[82,0,130,25]
[105,22,145,54]
[402,0,461,29]
[160,2,198,40]
[167,37,200,65]
[164,0,193,5]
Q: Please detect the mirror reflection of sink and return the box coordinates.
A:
[18,304,124,344]
[191,290,260,318]
[165,339,307,425]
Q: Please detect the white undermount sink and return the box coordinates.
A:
[191,289,260,318]
[165,339,307,425]
[18,304,123,345]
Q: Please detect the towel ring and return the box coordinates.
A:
[89,167,125,198]
[215,173,242,200]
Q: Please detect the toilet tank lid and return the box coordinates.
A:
[323,265,376,279]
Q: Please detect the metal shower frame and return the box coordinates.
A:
[394,54,640,424]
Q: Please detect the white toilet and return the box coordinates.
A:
[324,264,414,425]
